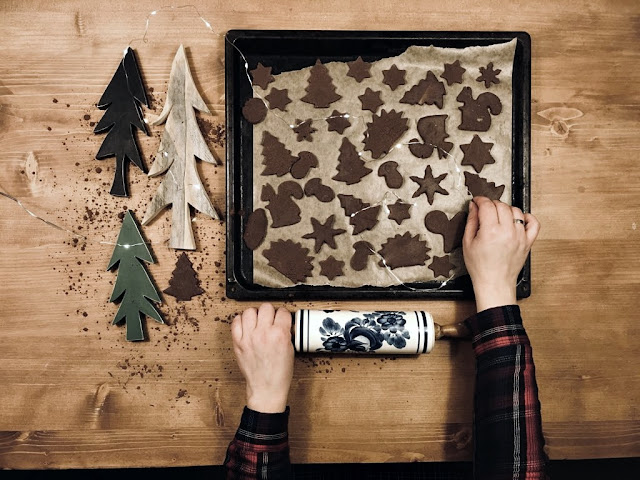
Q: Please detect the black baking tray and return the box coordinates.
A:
[225,30,531,300]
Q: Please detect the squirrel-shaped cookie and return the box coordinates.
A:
[261,181,304,228]
[457,87,502,132]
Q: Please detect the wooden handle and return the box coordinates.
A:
[434,322,471,340]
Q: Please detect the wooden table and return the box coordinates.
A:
[1,0,638,469]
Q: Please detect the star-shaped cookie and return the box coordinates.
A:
[410,165,449,204]
[302,215,347,253]
[358,88,384,113]
[429,255,455,278]
[327,110,351,134]
[250,63,275,89]
[293,119,316,142]
[382,64,406,91]
[460,134,495,173]
[387,201,412,225]
[440,60,466,86]
[265,87,292,111]
[319,255,345,280]
[347,56,372,83]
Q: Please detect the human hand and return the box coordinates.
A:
[231,303,294,413]
[463,197,540,312]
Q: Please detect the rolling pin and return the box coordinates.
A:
[293,310,470,355]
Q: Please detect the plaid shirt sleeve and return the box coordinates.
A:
[224,406,291,479]
[465,305,550,480]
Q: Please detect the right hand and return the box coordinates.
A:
[231,303,294,413]
[462,197,540,312]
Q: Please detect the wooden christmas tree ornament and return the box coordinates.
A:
[107,210,163,341]
[94,47,149,197]
[142,45,219,250]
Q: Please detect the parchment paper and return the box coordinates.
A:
[250,40,516,287]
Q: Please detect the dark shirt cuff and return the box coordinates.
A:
[464,305,529,354]
[237,406,290,443]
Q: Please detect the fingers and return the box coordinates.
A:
[511,205,525,222]
[231,314,243,343]
[241,307,258,333]
[494,200,513,224]
[474,196,499,226]
[463,200,479,243]
[511,206,526,238]
[524,213,541,247]
[257,303,276,328]
[274,307,293,331]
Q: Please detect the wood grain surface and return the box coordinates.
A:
[1,0,639,469]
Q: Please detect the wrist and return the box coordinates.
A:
[246,390,288,414]
[473,282,516,312]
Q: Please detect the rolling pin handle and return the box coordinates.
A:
[434,322,471,340]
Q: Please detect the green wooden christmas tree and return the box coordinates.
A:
[107,210,163,341]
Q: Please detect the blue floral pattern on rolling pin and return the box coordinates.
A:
[318,311,410,353]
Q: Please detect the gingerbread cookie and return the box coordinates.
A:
[250,63,274,89]
[242,98,267,124]
[243,208,268,250]
[378,161,403,189]
[424,210,466,253]
[350,241,374,271]
[304,178,335,202]
[263,240,314,283]
[410,165,449,204]
[347,56,372,83]
[408,115,453,160]
[261,181,304,228]
[319,255,345,280]
[378,233,430,269]
[301,59,341,108]
[382,64,407,91]
[457,87,502,132]
[363,109,409,159]
[460,135,495,173]
[302,215,347,253]
[401,71,446,108]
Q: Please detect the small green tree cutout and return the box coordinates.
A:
[107,210,163,341]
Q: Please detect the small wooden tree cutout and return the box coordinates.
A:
[107,210,163,341]
[142,45,219,250]
[94,47,149,197]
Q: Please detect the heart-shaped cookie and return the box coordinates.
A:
[424,210,467,253]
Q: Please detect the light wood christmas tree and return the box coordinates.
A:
[142,45,219,250]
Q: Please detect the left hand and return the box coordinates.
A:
[231,303,294,413]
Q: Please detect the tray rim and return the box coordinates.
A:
[225,29,531,301]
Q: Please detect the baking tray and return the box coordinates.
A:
[225,30,531,300]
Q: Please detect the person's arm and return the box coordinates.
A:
[224,303,294,479]
[462,197,549,479]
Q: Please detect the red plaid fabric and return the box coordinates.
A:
[465,305,550,479]
[224,407,291,479]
